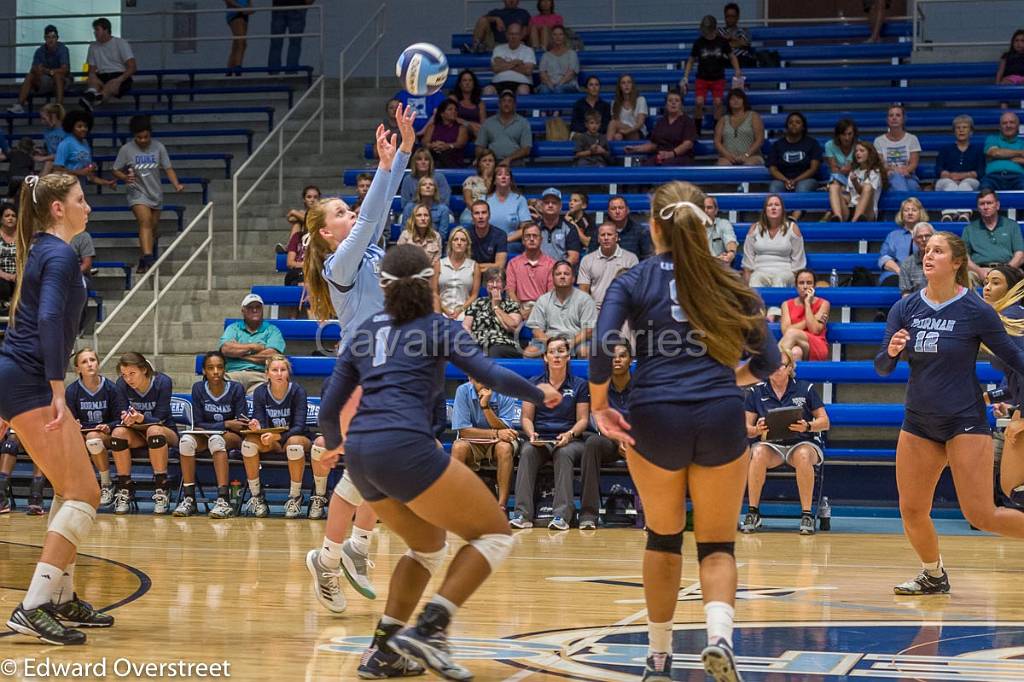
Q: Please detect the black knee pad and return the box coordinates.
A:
[696,541,735,562]
[645,528,683,554]
[0,438,18,455]
[109,437,129,450]
[147,434,168,449]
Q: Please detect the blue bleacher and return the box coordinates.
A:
[124,85,294,111]
[1,106,275,137]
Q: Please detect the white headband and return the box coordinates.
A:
[658,200,712,226]
[379,267,435,287]
[24,175,39,203]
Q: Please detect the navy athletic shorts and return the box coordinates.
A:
[901,407,991,444]
[0,355,53,421]
[344,430,451,503]
[630,395,748,470]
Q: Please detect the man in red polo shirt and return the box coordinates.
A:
[505,222,555,317]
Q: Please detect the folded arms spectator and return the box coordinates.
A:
[525,261,597,357]
[506,223,555,316]
[961,189,1024,280]
[484,23,536,96]
[935,114,986,220]
[218,294,287,392]
[981,111,1024,192]
[578,223,639,309]
[476,91,533,164]
[714,88,764,166]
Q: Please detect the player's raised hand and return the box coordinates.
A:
[396,102,417,153]
[888,328,910,358]
[375,123,396,169]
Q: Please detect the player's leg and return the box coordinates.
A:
[174,433,203,517]
[742,443,782,533]
[240,433,269,517]
[145,425,177,515]
[83,431,114,508]
[110,427,144,514]
[283,435,310,518]
[999,415,1024,499]
[949,433,1024,538]
[788,444,821,534]
[894,429,950,594]
[308,436,330,518]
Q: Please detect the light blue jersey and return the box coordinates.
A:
[324,149,410,351]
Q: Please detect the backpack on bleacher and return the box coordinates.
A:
[546,117,570,141]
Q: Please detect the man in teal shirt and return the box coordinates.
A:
[218,293,286,392]
[961,189,1024,280]
[981,112,1024,192]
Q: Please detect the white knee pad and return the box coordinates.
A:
[48,495,64,528]
[179,434,197,457]
[208,434,227,453]
[49,500,96,548]
[405,543,449,576]
[286,444,305,461]
[310,444,325,461]
[469,533,515,572]
[333,470,363,505]
[241,440,259,458]
[85,438,105,456]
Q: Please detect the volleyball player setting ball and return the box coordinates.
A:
[877,233,1024,595]
[590,181,779,682]
[1,174,113,644]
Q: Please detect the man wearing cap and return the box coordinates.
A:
[9,25,69,113]
[476,90,533,164]
[218,294,287,393]
[535,187,582,266]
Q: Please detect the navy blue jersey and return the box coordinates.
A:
[115,373,176,429]
[608,376,632,420]
[876,288,1024,418]
[66,377,123,429]
[528,371,589,438]
[190,380,247,431]
[989,302,1024,406]
[590,253,779,408]
[252,381,308,440]
[744,379,824,445]
[1,233,87,381]
[319,312,547,449]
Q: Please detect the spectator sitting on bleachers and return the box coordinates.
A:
[283,221,306,287]
[681,15,742,126]
[780,268,830,362]
[400,176,452,242]
[566,191,596,251]
[54,110,115,189]
[533,187,581,264]
[460,149,497,225]
[466,0,532,53]
[525,260,597,357]
[400,148,453,206]
[467,201,508,277]
[450,69,487,137]
[878,197,928,286]
[962,189,1024,280]
[38,103,66,176]
[218,293,287,392]
[351,174,371,214]
[395,86,448,139]
[79,17,136,111]
[981,111,1024,192]
[624,89,697,166]
[704,195,738,266]
[7,139,34,199]
[899,221,934,296]
[175,351,247,519]
[742,194,806,288]
[714,88,764,166]
[422,100,469,168]
[9,24,68,114]
[823,118,857,191]
[578,223,638,309]
[873,104,922,193]
[767,111,822,218]
[574,111,611,167]
[996,30,1024,85]
[935,114,985,221]
[285,185,320,242]
[570,76,611,136]
[476,90,533,164]
[720,2,755,68]
[486,164,531,247]
[397,204,443,265]
[530,0,564,48]
[112,115,185,274]
[606,74,648,142]
[0,203,16,314]
[373,99,400,158]
[464,267,523,357]
[451,375,521,509]
[510,335,591,530]
[438,226,481,318]
[537,25,578,94]
[605,195,652,259]
[506,223,554,316]
[829,140,886,223]
[742,346,830,535]
[483,23,535,96]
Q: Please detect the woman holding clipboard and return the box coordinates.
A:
[741,346,830,536]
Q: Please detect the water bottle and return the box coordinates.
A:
[829,268,839,288]
[229,480,242,514]
[819,496,831,531]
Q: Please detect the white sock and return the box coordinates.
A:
[289,480,302,498]
[24,562,61,610]
[647,619,673,654]
[248,478,261,496]
[313,475,328,496]
[321,537,343,569]
[99,470,111,487]
[348,525,372,555]
[922,556,943,577]
[704,601,735,646]
[53,562,75,605]
[429,594,458,617]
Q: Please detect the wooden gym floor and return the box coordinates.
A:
[2,515,1024,681]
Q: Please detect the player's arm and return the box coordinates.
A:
[448,322,547,405]
[874,303,907,376]
[318,352,360,450]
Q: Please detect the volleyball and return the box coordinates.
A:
[396,42,449,96]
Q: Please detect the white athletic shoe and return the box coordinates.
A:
[306,549,347,613]
[307,494,327,520]
[98,485,115,508]
[340,540,377,600]
[208,497,234,519]
[152,489,170,515]
[284,496,303,519]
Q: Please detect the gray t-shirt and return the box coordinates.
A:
[69,232,95,263]
[86,36,134,74]
[114,139,171,208]
[539,48,579,86]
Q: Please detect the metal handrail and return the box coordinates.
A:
[913,0,1016,52]
[93,202,214,369]
[232,75,325,259]
[339,4,387,132]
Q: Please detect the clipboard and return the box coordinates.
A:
[124,422,162,432]
[80,426,108,433]
[458,438,500,444]
[240,426,288,435]
[529,439,559,446]
[181,429,225,437]
[764,406,804,443]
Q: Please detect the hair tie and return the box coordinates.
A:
[300,233,311,249]
[380,267,435,288]
[24,175,40,203]
[658,200,712,226]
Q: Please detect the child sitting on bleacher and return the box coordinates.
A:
[573,111,611,167]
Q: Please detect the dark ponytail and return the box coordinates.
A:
[380,244,434,325]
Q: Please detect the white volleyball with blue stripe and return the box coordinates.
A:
[396,43,449,96]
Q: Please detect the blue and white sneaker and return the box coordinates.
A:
[641,652,673,680]
[701,638,743,681]
[509,512,532,529]
[391,626,472,681]
[357,643,425,679]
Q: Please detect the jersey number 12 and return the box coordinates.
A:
[913,330,939,353]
